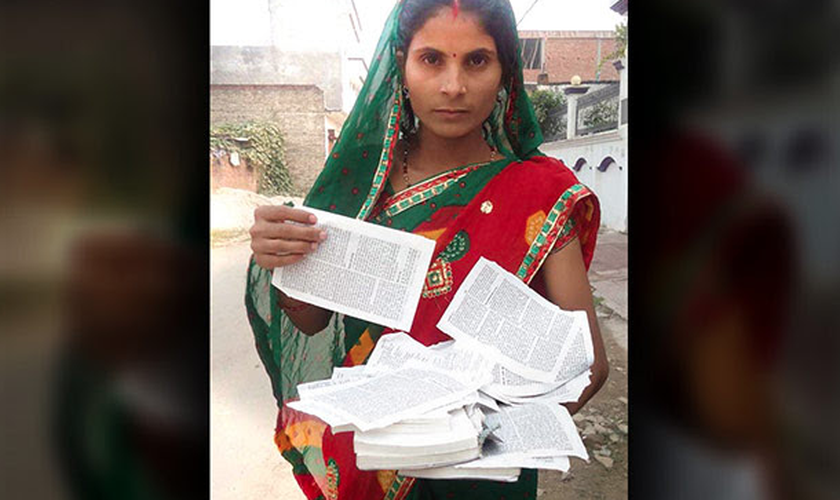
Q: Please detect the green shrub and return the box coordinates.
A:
[528,89,566,139]
[210,122,296,196]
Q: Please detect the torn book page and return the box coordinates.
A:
[437,257,591,383]
[479,403,588,462]
[483,319,594,400]
[502,370,592,405]
[296,365,371,399]
[365,332,493,386]
[272,206,435,331]
[552,318,595,386]
[289,362,482,432]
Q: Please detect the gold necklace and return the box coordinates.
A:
[401,142,497,188]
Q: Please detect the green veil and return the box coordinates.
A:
[304,0,543,220]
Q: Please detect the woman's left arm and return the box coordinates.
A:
[540,237,609,415]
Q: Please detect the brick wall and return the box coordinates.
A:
[210,84,326,194]
[210,153,257,192]
[520,31,620,84]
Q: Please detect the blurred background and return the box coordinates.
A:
[630,2,839,500]
[1,0,208,499]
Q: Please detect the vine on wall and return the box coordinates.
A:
[210,122,296,196]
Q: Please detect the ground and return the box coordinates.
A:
[537,306,628,500]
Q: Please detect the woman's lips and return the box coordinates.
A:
[433,109,469,119]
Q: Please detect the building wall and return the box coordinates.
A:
[211,46,344,111]
[263,0,367,114]
[210,154,257,192]
[210,84,326,194]
[520,31,620,84]
[542,130,627,232]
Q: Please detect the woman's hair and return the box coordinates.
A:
[397,0,519,136]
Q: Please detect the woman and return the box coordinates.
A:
[246,1,608,498]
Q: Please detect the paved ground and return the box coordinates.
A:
[211,242,305,500]
[589,229,628,323]
[210,226,628,499]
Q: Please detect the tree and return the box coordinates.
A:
[598,21,627,72]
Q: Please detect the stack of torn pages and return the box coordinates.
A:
[287,257,595,482]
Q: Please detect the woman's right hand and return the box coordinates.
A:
[250,205,327,269]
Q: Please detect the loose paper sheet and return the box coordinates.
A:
[272,207,435,331]
[296,366,371,399]
[289,362,482,432]
[437,257,591,382]
[467,403,588,467]
[365,332,494,386]
[500,370,592,405]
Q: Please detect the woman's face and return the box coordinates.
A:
[403,8,503,140]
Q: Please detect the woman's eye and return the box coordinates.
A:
[468,54,488,67]
[421,53,441,65]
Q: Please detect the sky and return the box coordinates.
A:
[210,0,625,53]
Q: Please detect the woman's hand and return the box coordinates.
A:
[249,205,327,270]
[249,205,332,335]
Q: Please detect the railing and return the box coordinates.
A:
[575,83,620,137]
[545,104,567,142]
[544,83,620,141]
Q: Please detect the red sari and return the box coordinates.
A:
[255,155,599,500]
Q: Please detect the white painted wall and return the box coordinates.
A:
[542,130,627,233]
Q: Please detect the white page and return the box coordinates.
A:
[377,411,452,434]
[476,391,500,412]
[272,207,435,331]
[438,258,590,382]
[365,332,493,386]
[400,465,520,482]
[296,365,371,399]
[516,455,572,472]
[485,316,594,399]
[503,370,592,405]
[463,452,572,472]
[486,364,557,398]
[357,446,480,470]
[289,362,482,432]
[553,317,595,386]
[477,403,588,463]
[354,408,477,455]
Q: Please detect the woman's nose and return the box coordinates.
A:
[440,65,467,96]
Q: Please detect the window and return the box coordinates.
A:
[521,38,544,70]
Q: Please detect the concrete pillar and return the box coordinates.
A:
[615,55,628,136]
